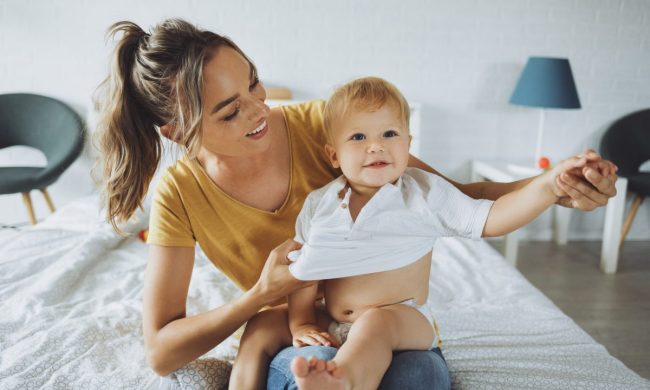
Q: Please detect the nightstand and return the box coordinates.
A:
[470,160,572,266]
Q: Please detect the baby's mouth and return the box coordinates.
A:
[364,161,390,168]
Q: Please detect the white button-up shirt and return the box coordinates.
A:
[288,168,494,281]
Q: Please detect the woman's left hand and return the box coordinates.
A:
[555,150,618,211]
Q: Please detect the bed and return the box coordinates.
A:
[0,196,647,389]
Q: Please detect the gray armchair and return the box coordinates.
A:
[0,93,85,224]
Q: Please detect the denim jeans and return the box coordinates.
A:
[267,345,451,390]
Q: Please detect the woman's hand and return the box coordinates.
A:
[252,239,316,306]
[292,324,340,348]
[555,150,618,211]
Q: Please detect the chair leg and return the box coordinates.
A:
[21,192,37,225]
[40,188,56,212]
[620,193,644,247]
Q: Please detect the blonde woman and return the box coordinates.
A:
[96,19,618,389]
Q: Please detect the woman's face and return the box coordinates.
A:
[200,46,271,158]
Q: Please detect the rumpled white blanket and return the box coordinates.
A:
[0,196,647,389]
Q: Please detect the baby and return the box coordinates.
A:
[231,77,594,390]
[286,77,596,389]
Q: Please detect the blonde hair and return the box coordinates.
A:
[94,19,256,233]
[323,76,410,139]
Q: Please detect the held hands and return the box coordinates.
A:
[553,150,618,211]
[253,239,316,305]
[292,324,340,348]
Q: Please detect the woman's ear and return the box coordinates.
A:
[159,123,182,143]
[324,144,340,169]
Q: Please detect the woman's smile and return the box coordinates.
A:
[246,120,269,140]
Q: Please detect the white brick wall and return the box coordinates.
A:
[1,0,649,240]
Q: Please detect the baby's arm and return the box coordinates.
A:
[288,284,338,347]
[482,155,590,237]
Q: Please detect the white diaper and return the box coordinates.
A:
[327,299,439,349]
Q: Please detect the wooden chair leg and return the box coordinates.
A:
[40,188,56,212]
[620,193,644,247]
[21,192,37,225]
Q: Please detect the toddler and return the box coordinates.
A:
[286,77,595,389]
[233,77,594,390]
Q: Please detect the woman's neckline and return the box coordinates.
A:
[190,107,294,215]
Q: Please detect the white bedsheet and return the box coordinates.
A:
[0,197,647,389]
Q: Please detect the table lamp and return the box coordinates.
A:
[509,57,581,174]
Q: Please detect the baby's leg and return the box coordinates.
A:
[293,304,433,390]
[231,304,334,389]
[229,306,292,390]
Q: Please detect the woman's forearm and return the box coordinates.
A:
[407,153,536,201]
[459,177,535,201]
[147,288,264,376]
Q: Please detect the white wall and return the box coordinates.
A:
[1,0,649,239]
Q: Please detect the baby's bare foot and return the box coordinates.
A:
[291,356,346,390]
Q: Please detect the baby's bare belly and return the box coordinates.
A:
[323,252,432,323]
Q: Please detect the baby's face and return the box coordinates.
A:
[326,103,410,190]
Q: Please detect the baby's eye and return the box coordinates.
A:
[383,130,399,138]
[350,133,365,141]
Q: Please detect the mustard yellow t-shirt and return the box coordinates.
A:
[147,100,340,291]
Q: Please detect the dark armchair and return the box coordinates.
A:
[597,108,650,274]
[0,93,85,224]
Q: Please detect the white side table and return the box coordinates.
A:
[600,177,628,274]
[470,161,572,266]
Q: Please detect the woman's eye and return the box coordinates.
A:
[350,133,365,141]
[384,130,398,138]
[224,108,239,121]
[249,77,260,91]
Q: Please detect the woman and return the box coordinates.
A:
[96,19,618,389]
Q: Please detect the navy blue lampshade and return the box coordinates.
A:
[510,57,581,109]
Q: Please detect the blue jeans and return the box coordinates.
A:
[267,346,451,390]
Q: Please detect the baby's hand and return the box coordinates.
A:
[545,155,592,198]
[292,324,340,348]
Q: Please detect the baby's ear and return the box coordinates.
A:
[324,144,340,168]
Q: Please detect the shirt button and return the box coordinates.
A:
[341,203,348,209]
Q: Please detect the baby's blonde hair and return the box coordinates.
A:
[323,77,410,139]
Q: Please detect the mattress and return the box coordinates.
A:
[0,196,647,389]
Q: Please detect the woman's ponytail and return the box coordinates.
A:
[95,21,162,233]
[94,19,256,233]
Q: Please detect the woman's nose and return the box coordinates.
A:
[246,95,270,122]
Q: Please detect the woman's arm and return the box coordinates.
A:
[407,150,617,209]
[143,239,310,376]
[407,154,533,200]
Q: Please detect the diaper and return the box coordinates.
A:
[328,299,439,349]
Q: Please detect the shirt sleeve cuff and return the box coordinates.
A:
[471,199,495,240]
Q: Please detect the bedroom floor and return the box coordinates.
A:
[489,240,650,380]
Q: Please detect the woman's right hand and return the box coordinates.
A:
[252,239,316,305]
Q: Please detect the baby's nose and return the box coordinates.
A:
[367,142,385,153]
